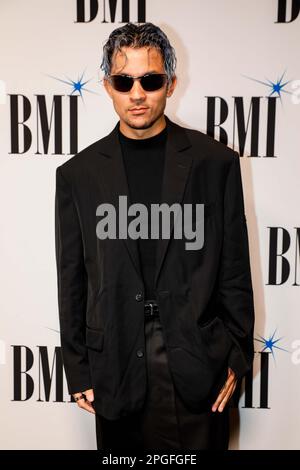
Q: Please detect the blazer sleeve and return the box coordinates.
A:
[55,166,92,395]
[217,151,255,381]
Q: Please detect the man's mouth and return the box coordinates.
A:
[129,107,149,115]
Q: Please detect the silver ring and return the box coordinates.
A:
[74,394,85,402]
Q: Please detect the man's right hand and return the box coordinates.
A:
[73,388,96,414]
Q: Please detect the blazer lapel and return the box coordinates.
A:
[97,115,193,289]
[97,121,143,281]
[154,116,193,288]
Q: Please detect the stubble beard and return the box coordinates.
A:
[124,109,164,130]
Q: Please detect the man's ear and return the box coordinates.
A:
[166,75,177,98]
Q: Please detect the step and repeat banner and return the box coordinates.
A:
[0,0,299,450]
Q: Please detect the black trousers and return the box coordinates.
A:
[95,315,229,450]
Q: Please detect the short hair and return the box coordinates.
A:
[100,22,177,87]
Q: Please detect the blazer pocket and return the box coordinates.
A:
[85,326,104,352]
[197,315,233,353]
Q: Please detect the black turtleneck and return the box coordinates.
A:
[118,122,168,300]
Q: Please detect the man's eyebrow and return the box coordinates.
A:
[144,70,162,74]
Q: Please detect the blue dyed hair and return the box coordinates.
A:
[99,22,177,88]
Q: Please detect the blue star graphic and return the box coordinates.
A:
[46,68,100,105]
[254,328,289,364]
[242,69,293,104]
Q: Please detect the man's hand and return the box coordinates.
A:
[73,388,96,414]
[211,367,237,412]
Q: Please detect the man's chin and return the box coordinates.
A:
[126,119,153,130]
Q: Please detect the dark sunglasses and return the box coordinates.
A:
[107,73,168,92]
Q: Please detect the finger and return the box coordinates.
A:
[217,385,234,412]
[76,397,96,414]
[83,388,94,403]
[212,389,226,412]
[217,390,231,412]
[212,387,227,412]
[73,390,96,414]
[73,392,85,402]
[218,380,237,412]
[211,375,235,412]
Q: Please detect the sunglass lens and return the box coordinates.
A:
[141,74,166,91]
[111,75,133,92]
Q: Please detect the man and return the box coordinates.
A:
[55,22,255,450]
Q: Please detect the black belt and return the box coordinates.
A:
[144,300,159,318]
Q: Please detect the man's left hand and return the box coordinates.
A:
[212,367,237,412]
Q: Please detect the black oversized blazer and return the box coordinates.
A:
[55,114,255,419]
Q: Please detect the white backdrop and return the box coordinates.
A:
[1,0,300,450]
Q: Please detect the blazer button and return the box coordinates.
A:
[136,349,144,358]
[135,292,143,302]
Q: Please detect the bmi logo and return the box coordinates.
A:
[6,344,272,408]
[276,0,300,22]
[75,0,146,23]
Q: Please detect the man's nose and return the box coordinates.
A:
[129,79,146,100]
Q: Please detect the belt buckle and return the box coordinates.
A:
[148,302,155,316]
[145,300,158,317]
